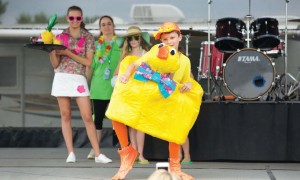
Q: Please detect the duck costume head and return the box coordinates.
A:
[145,43,180,74]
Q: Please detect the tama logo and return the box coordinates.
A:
[237,56,260,62]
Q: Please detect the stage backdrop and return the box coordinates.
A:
[143,102,300,162]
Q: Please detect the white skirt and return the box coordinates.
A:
[51,73,90,97]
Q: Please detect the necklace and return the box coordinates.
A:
[96,35,116,64]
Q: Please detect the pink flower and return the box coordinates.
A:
[77,85,86,93]
[78,37,85,47]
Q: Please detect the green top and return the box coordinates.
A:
[90,40,121,100]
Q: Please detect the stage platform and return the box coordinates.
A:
[1,101,300,163]
[0,148,300,180]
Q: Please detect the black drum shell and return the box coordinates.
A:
[250,18,280,50]
[215,17,246,53]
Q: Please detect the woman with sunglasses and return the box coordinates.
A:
[85,15,121,163]
[49,6,104,163]
[114,26,151,165]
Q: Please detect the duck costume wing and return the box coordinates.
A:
[106,44,204,144]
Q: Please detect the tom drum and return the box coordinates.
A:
[250,17,280,50]
[215,17,246,53]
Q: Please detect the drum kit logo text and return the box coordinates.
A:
[237,55,260,63]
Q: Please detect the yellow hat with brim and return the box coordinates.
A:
[153,22,181,40]
[116,26,151,48]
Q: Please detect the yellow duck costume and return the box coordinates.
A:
[106,43,203,144]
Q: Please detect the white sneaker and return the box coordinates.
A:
[95,154,112,163]
[66,152,76,163]
[87,149,95,159]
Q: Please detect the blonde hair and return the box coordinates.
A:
[147,169,182,180]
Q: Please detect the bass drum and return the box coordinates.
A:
[223,48,275,100]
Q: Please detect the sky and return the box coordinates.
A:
[1,0,300,25]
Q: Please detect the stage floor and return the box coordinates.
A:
[0,148,299,180]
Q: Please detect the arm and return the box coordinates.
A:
[118,62,138,83]
[49,50,61,68]
[85,66,94,85]
[177,55,193,93]
[55,49,94,67]
[113,58,122,76]
[179,73,193,93]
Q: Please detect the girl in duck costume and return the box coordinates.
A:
[105,22,204,180]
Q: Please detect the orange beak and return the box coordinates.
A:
[157,46,169,60]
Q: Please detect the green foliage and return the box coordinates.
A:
[16,12,100,25]
[0,0,8,15]
[34,12,48,24]
[56,16,67,24]
[17,13,32,24]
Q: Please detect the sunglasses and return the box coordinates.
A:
[68,16,83,21]
[127,35,140,42]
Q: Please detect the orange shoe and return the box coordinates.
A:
[112,144,139,180]
[169,158,195,180]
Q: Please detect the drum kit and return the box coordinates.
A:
[197,0,294,101]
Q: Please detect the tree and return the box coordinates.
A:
[0,0,8,24]
[34,12,48,24]
[17,13,32,24]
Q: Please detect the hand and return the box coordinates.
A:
[119,74,129,84]
[179,82,192,93]
[55,49,68,56]
[49,50,56,55]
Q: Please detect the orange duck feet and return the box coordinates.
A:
[169,158,195,180]
[112,144,139,180]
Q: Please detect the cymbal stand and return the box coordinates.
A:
[206,0,212,99]
[280,0,300,99]
[283,0,289,95]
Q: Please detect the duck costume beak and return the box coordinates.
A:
[157,45,169,60]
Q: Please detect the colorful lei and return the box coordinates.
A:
[96,35,116,64]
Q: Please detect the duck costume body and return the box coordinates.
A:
[106,43,203,144]
[107,22,203,180]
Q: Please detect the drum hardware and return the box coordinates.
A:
[244,15,253,48]
[205,0,213,99]
[278,0,300,98]
[184,34,190,57]
[278,72,300,100]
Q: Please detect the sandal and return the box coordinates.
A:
[136,157,150,164]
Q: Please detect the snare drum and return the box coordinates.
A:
[250,18,280,50]
[199,41,224,79]
[265,40,285,58]
[215,17,246,53]
[223,48,275,100]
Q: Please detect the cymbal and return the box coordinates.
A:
[181,29,207,36]
[288,19,300,22]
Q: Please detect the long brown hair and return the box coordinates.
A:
[119,34,150,61]
[99,15,116,37]
[67,6,86,30]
